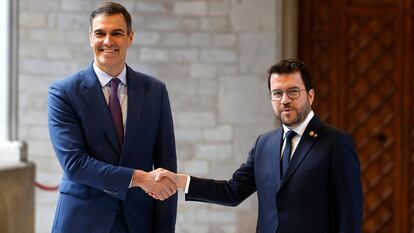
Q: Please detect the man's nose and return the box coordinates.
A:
[280,92,292,104]
[103,35,114,46]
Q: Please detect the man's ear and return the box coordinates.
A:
[308,89,315,106]
[89,29,93,47]
[128,31,135,45]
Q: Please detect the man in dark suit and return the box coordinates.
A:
[48,2,177,233]
[155,59,364,233]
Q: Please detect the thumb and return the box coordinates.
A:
[155,171,165,181]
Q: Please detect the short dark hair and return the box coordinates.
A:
[90,2,132,35]
[267,59,313,91]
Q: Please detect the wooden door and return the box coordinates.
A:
[298,0,414,232]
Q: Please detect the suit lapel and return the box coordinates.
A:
[81,64,121,153]
[272,129,283,184]
[278,116,323,190]
[122,66,145,157]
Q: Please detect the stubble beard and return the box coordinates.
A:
[277,101,311,127]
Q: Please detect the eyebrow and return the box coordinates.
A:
[271,86,300,91]
[92,28,126,34]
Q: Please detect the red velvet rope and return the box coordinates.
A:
[34,181,59,191]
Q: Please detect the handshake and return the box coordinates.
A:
[131,168,188,201]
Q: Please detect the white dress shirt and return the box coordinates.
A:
[281,110,314,159]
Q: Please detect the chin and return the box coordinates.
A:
[281,118,298,127]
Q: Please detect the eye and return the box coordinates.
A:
[112,32,123,36]
[287,88,300,95]
[111,30,125,37]
[93,31,105,37]
[272,90,283,97]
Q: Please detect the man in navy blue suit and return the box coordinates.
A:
[156,59,363,233]
[48,2,177,233]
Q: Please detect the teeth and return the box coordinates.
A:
[101,49,117,53]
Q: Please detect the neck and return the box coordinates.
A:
[96,63,124,77]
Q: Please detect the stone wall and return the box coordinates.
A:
[18,0,281,232]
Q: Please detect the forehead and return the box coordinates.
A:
[91,13,127,31]
[270,71,305,89]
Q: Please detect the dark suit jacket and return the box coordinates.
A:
[48,64,177,233]
[186,115,363,233]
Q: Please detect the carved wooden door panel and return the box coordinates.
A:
[298,0,413,232]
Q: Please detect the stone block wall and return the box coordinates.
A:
[18,0,281,232]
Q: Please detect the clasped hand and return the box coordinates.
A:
[131,168,187,201]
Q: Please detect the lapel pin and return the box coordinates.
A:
[309,131,318,138]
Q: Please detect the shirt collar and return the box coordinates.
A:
[282,110,314,138]
[93,62,127,87]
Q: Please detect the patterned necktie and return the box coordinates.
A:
[281,130,296,178]
[109,78,124,149]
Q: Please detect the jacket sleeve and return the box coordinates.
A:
[332,133,364,233]
[48,82,133,200]
[185,137,258,207]
[152,84,178,233]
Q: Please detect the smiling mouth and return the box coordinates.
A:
[100,48,118,53]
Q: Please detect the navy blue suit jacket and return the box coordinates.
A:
[186,116,363,233]
[48,64,177,233]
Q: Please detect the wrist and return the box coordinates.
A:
[178,174,188,190]
[132,170,146,187]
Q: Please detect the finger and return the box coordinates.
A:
[160,190,170,200]
[154,167,165,172]
[168,183,177,196]
[149,192,160,200]
[155,170,168,181]
[167,180,177,194]
[159,177,177,195]
[164,185,174,197]
[155,174,161,181]
[155,190,166,201]
[154,195,163,200]
[153,168,165,177]
[155,191,165,201]
[153,185,168,201]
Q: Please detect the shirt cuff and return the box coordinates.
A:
[128,173,134,188]
[184,175,191,194]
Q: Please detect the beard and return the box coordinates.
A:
[277,101,311,127]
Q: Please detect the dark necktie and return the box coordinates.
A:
[109,78,124,149]
[281,130,296,177]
